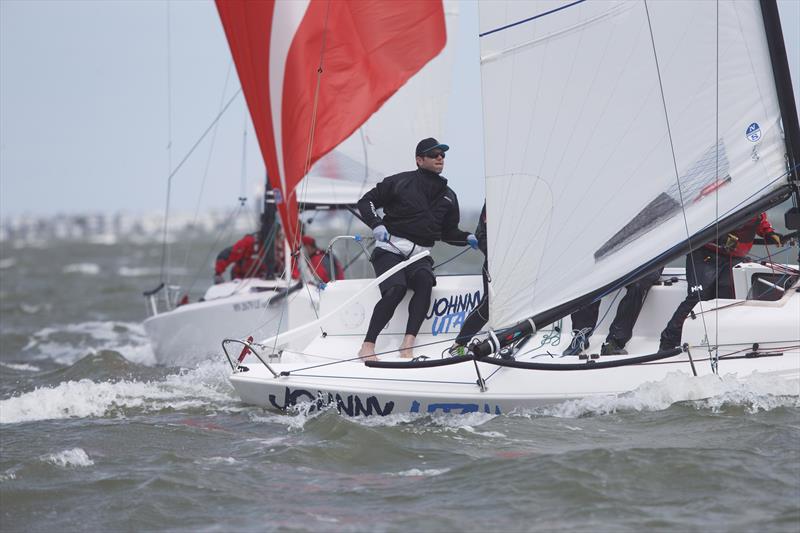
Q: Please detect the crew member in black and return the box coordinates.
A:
[356,137,477,360]
[562,268,664,356]
[448,202,488,355]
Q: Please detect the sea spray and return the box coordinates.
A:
[0,360,236,424]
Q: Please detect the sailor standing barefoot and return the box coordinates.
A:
[356,138,478,360]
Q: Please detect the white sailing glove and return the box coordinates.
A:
[373,225,390,243]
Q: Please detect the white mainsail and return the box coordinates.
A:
[479,0,790,329]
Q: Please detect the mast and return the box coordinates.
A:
[260,178,278,279]
[760,0,800,186]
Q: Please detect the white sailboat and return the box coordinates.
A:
[142,1,466,366]
[220,0,799,415]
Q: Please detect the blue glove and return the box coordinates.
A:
[467,234,479,250]
[373,225,390,243]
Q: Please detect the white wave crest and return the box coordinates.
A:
[0,360,235,424]
[43,448,94,467]
[0,362,41,372]
[62,263,100,275]
[196,456,238,465]
[118,266,161,277]
[0,257,16,269]
[539,372,800,418]
[26,320,155,365]
[391,468,450,477]
[21,303,51,314]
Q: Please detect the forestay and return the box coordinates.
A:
[478,0,789,329]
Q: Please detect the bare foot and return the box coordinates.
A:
[358,342,378,362]
[399,334,416,359]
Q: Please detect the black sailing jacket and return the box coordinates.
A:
[357,168,470,248]
[475,202,487,256]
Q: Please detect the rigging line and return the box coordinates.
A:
[178,60,236,287]
[343,128,372,270]
[281,336,464,374]
[235,222,279,286]
[184,203,245,295]
[643,0,713,357]
[479,0,587,38]
[278,1,334,345]
[159,0,174,287]
[714,0,720,369]
[157,87,246,294]
[167,89,242,183]
[291,0,333,258]
[289,245,325,331]
[432,248,471,271]
[239,110,248,201]
[342,240,373,273]
[280,373,478,386]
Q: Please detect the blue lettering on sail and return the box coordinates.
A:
[425,290,481,336]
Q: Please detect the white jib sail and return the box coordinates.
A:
[479,0,789,329]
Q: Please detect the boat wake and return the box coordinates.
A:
[0,359,237,425]
[536,372,800,419]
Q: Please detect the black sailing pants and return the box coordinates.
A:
[364,248,435,344]
[571,268,663,348]
[659,249,739,348]
[455,259,490,346]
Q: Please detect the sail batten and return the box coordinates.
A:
[479,0,792,332]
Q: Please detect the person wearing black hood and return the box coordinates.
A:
[356,138,478,360]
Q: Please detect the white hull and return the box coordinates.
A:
[144,278,319,366]
[227,263,800,415]
[232,350,799,416]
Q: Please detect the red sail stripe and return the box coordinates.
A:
[217,0,446,249]
[216,1,287,237]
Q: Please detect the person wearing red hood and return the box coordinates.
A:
[659,212,782,351]
[292,235,344,284]
[214,233,267,283]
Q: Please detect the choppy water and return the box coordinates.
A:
[1,238,799,532]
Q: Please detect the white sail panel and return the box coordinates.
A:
[479,0,787,328]
[313,1,462,181]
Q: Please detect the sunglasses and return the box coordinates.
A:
[423,151,446,159]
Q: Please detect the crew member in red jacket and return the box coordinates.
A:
[291,235,344,284]
[659,212,781,351]
[214,233,267,283]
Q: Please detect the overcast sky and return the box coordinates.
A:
[1,0,798,218]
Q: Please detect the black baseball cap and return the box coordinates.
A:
[415,137,450,156]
